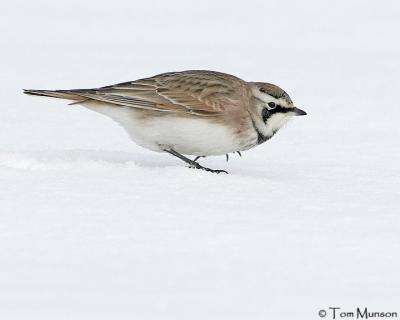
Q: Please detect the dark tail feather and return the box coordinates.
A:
[23,89,82,101]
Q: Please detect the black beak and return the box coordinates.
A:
[293,107,307,116]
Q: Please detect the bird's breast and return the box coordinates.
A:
[80,102,258,156]
[135,113,257,156]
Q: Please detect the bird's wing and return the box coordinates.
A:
[64,71,250,116]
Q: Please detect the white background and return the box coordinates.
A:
[1,0,399,319]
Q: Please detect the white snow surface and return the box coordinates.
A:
[1,0,400,319]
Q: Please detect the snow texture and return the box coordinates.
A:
[1,0,399,319]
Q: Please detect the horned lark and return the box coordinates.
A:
[24,70,306,173]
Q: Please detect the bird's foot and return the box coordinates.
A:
[164,149,228,174]
[189,161,228,174]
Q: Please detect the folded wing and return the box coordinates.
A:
[25,70,249,116]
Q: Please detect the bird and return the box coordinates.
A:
[24,70,306,174]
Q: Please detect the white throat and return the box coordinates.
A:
[252,112,291,143]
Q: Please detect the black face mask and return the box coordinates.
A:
[262,107,270,122]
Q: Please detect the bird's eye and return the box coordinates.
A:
[268,102,276,109]
[262,107,269,122]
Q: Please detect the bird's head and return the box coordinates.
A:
[248,82,306,141]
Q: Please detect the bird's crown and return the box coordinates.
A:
[250,82,293,106]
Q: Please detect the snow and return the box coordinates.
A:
[1,0,400,319]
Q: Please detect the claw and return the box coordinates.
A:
[189,161,228,174]
[164,149,228,174]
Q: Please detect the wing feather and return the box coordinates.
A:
[55,71,250,115]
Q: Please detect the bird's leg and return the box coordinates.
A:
[225,151,241,162]
[193,155,205,162]
[164,149,228,174]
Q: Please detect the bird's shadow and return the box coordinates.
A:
[0,149,297,180]
[0,149,169,170]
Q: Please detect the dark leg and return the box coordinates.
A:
[193,155,205,162]
[225,154,229,162]
[164,149,228,174]
[236,151,242,157]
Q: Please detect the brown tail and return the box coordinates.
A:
[23,89,83,101]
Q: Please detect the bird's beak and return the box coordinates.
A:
[292,107,307,116]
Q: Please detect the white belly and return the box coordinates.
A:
[81,102,256,156]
